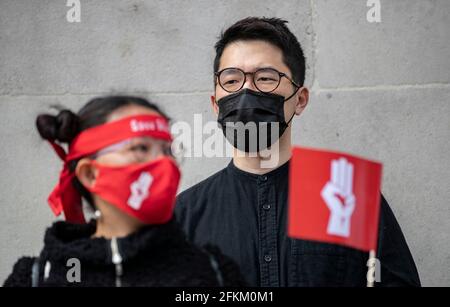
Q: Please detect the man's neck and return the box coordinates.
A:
[232,139,292,175]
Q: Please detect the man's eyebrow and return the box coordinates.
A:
[255,66,278,71]
[219,65,279,72]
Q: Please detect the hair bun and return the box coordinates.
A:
[36,110,80,143]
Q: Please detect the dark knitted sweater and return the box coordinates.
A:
[3,219,246,287]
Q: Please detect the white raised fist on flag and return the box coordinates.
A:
[321,157,356,237]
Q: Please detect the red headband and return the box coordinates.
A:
[47,114,172,223]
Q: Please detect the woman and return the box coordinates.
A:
[4,96,245,287]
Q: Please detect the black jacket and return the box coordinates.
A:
[3,218,246,287]
[176,160,421,287]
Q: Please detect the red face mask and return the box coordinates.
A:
[47,114,179,224]
[87,157,181,224]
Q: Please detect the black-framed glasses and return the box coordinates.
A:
[215,67,300,93]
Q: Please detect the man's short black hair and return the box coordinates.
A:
[214,17,306,86]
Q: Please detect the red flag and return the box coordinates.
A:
[288,146,383,252]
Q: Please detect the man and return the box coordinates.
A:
[175,17,420,286]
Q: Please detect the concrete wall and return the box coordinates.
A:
[1,0,449,286]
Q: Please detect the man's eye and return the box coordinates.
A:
[257,77,276,82]
[224,79,239,85]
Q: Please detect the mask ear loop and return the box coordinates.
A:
[285,111,296,127]
[284,85,303,127]
[283,85,301,102]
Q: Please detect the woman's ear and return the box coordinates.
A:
[294,87,309,115]
[75,158,98,189]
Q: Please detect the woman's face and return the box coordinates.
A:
[72,103,178,234]
[74,104,174,191]
[93,104,172,166]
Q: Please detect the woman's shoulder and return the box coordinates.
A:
[3,256,37,287]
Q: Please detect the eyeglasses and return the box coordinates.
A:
[215,67,300,93]
[90,137,185,165]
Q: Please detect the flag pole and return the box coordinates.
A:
[366,249,376,287]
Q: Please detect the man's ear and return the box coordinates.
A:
[75,158,98,189]
[211,95,219,116]
[294,87,309,115]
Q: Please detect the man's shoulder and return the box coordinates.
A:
[177,166,228,205]
[175,166,229,232]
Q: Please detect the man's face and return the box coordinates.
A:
[211,39,307,124]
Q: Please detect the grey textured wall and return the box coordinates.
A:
[1,0,449,286]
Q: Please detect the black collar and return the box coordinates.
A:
[226,158,290,183]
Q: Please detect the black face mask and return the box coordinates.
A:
[216,88,296,153]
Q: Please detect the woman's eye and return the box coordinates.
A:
[131,144,150,153]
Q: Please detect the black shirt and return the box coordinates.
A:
[175,160,421,287]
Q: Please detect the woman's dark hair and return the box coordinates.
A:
[36,95,170,209]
